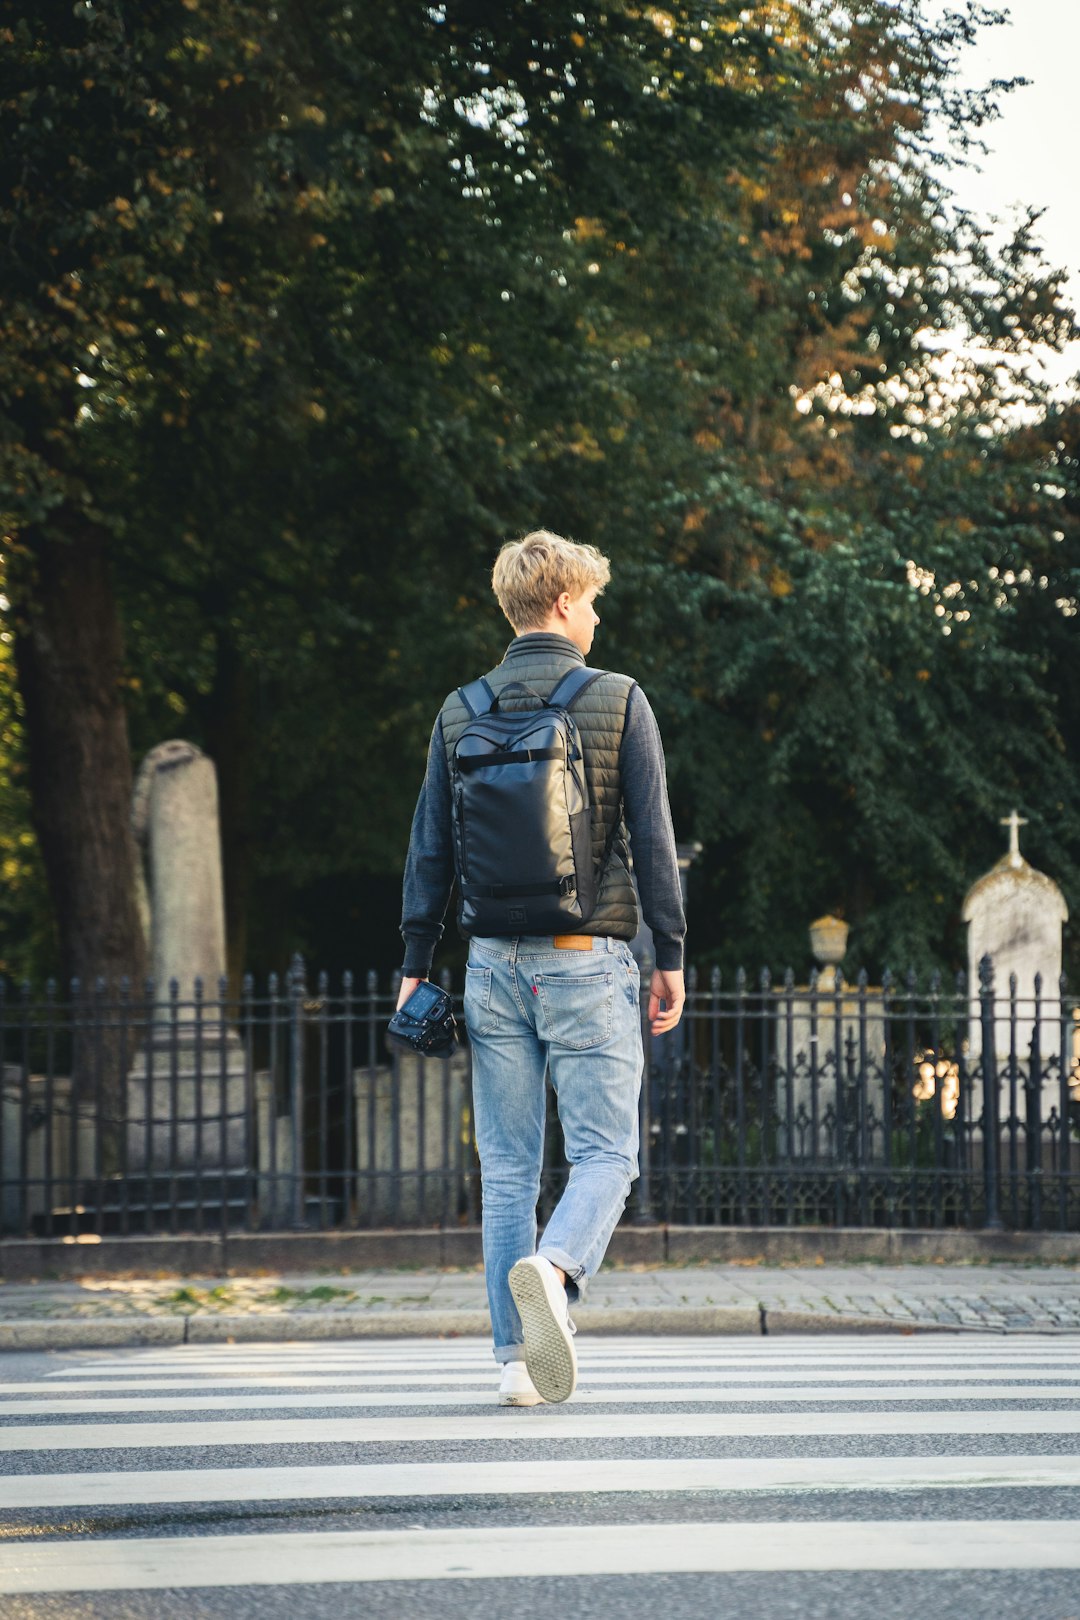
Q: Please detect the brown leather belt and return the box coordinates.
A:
[553,936,595,951]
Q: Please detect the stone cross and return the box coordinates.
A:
[1000,808,1029,869]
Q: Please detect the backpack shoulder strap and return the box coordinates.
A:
[547,665,607,712]
[456,675,498,720]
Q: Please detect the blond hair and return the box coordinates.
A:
[491,529,611,631]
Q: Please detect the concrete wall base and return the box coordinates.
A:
[1,1223,1076,1281]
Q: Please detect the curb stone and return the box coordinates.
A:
[762,1310,963,1336]
[186,1305,763,1341]
[577,1306,761,1336]
[187,1311,492,1343]
[0,1317,186,1350]
[5,1306,1076,1351]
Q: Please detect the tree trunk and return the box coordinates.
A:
[10,520,146,1131]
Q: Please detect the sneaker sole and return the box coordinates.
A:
[508,1260,577,1404]
[499,1391,544,1407]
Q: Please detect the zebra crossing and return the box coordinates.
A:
[1,1334,1079,1609]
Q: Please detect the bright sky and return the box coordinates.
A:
[942,0,1080,397]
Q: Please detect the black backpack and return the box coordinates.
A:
[450,665,610,936]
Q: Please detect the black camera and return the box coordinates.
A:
[386,979,458,1059]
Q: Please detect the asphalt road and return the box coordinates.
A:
[1,1334,1079,1618]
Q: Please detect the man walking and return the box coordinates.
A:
[398,530,685,1404]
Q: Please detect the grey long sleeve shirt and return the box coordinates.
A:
[400,647,686,976]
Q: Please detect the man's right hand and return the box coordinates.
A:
[648,968,685,1036]
[397,976,424,1010]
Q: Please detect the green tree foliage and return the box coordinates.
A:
[0,0,1076,988]
[633,423,1080,979]
[607,3,1080,979]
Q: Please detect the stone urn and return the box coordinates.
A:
[809,914,849,968]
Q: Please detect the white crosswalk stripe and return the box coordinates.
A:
[47,1343,1080,1370]
[8,1407,1080,1450]
[43,1341,1080,1369]
[1,1333,1078,1599]
[15,1365,1080,1392]
[6,1454,1080,1512]
[5,1381,1080,1414]
[7,1519,1080,1592]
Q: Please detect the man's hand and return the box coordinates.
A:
[648,968,685,1036]
[397,975,425,1010]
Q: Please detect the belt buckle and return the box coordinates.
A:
[553,935,594,951]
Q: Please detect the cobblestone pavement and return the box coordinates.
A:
[0,1260,1078,1336]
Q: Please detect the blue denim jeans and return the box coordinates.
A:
[464,934,644,1364]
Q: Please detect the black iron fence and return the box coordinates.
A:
[1,956,1078,1240]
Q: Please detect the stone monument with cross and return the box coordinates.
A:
[962,810,1068,1071]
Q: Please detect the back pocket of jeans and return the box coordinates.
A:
[534,970,614,1050]
[464,965,498,1036]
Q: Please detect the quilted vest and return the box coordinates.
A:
[440,633,639,940]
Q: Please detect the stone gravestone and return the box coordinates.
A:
[777,918,887,1162]
[127,742,246,1174]
[962,810,1068,1103]
[0,1070,86,1232]
[353,1047,470,1226]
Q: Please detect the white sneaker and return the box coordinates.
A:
[498,1361,544,1407]
[508,1254,578,1404]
